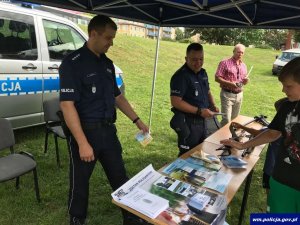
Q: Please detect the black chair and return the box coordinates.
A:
[0,118,40,202]
[43,97,66,167]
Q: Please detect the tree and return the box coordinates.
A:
[263,29,287,49]
[294,30,300,43]
[175,28,185,41]
[186,28,234,45]
[185,28,287,49]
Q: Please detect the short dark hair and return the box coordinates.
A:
[279,57,300,84]
[88,15,117,36]
[186,43,203,55]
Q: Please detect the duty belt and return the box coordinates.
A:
[185,114,205,125]
[81,119,114,129]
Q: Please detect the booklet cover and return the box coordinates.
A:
[151,174,227,225]
[162,158,232,193]
[118,188,169,219]
[162,158,215,187]
[112,165,169,219]
[135,131,153,147]
[185,157,221,172]
[191,151,222,165]
[221,155,248,169]
[112,164,227,225]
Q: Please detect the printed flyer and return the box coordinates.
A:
[112,164,227,225]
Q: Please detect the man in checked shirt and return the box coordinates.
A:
[215,44,249,127]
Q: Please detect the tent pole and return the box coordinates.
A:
[148,25,161,132]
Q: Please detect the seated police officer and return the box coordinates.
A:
[59,15,149,225]
[170,43,219,156]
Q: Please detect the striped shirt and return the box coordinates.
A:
[215,57,247,93]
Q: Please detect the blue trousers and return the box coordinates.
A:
[177,116,207,156]
[67,123,128,219]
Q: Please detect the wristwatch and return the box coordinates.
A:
[196,108,204,116]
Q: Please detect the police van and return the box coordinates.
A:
[0,2,125,128]
[272,48,300,75]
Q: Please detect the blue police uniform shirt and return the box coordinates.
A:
[170,63,210,109]
[59,43,121,123]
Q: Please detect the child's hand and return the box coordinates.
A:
[231,122,243,129]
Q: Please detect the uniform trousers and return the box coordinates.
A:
[220,89,243,127]
[68,122,128,220]
[178,116,207,157]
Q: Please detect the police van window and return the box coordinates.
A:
[291,53,300,60]
[0,11,37,60]
[42,20,85,61]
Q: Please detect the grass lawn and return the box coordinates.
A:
[0,34,285,225]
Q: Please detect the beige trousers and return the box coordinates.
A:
[220,90,243,127]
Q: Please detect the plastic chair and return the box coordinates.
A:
[0,118,40,202]
[43,97,66,167]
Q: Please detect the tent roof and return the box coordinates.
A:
[23,0,300,28]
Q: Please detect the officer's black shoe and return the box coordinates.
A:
[123,215,152,225]
[70,217,86,225]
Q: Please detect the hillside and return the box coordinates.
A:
[0,34,285,225]
[109,34,283,121]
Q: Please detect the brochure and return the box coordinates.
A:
[162,158,232,193]
[187,157,222,172]
[135,131,153,147]
[162,158,215,187]
[221,155,248,169]
[112,164,227,225]
[118,188,169,219]
[213,112,226,116]
[112,165,169,218]
[191,151,222,165]
[202,171,233,193]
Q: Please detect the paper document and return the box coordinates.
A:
[112,164,227,224]
[221,155,248,169]
[162,158,232,193]
[213,112,226,116]
[245,65,253,78]
[191,151,222,165]
[112,165,168,218]
[118,188,169,219]
[135,131,153,147]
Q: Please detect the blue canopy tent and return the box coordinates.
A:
[19,2,300,223]
[23,0,300,128]
[23,1,300,28]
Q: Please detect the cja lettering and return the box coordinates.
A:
[1,82,21,92]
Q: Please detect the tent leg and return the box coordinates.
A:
[148,25,161,132]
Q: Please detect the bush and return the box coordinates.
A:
[178,38,191,43]
[256,44,273,49]
[162,37,175,42]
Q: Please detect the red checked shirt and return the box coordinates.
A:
[215,57,247,93]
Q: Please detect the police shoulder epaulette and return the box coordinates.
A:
[71,53,81,61]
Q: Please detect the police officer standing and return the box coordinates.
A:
[59,15,149,225]
[170,43,219,156]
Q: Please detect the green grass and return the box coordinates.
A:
[0,35,285,225]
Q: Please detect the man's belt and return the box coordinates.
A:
[81,119,114,129]
[185,114,205,125]
[223,88,241,94]
[171,108,204,124]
